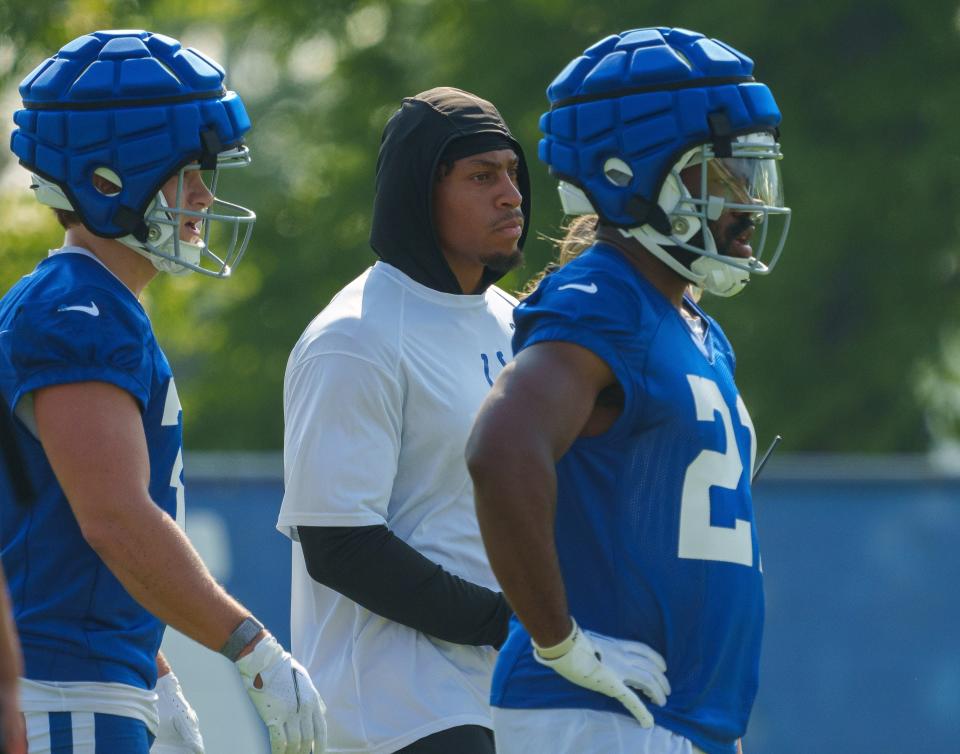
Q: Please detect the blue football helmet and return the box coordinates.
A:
[539,27,791,296]
[10,30,256,277]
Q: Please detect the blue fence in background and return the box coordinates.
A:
[176,454,960,753]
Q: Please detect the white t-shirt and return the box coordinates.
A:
[277,261,516,754]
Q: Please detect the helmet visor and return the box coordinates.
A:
[709,132,784,207]
[674,131,790,276]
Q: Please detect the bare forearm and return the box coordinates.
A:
[156,651,171,678]
[470,435,571,646]
[468,349,612,648]
[34,382,262,660]
[87,502,248,652]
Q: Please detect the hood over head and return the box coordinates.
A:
[370,87,531,294]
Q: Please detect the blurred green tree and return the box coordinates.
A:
[1,0,958,452]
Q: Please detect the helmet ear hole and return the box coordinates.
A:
[92,167,122,197]
[603,157,633,187]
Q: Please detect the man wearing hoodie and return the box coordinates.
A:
[276,88,530,754]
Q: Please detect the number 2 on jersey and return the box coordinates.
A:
[161,378,185,527]
[678,375,756,566]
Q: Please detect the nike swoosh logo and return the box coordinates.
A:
[557,282,598,294]
[57,301,100,317]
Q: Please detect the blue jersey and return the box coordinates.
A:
[491,244,763,754]
[0,248,182,690]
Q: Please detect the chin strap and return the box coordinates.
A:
[689,254,750,297]
[618,225,748,297]
[112,205,150,244]
[31,174,200,276]
[118,191,201,276]
[557,161,752,297]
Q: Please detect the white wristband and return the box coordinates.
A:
[531,618,579,660]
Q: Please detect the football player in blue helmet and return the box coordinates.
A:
[468,28,788,754]
[0,31,326,754]
[540,26,790,297]
[11,30,255,277]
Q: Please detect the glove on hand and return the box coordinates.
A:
[235,634,327,754]
[533,619,670,728]
[152,672,204,753]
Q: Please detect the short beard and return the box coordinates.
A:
[482,248,524,274]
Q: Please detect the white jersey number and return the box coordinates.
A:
[678,375,756,566]
[161,378,185,527]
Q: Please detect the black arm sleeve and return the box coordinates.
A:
[298,525,511,649]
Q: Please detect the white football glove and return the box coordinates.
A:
[151,672,204,753]
[533,619,670,728]
[235,635,327,754]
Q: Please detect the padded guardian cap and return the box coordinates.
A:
[11,30,255,277]
[539,27,790,296]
